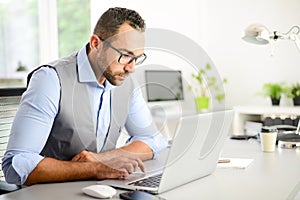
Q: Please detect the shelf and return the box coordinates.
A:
[233,106,300,135]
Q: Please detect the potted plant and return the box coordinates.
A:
[16,61,27,72]
[287,83,300,106]
[189,64,227,112]
[260,82,286,106]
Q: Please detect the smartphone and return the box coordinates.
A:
[230,135,257,140]
[119,191,166,200]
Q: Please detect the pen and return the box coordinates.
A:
[218,159,230,163]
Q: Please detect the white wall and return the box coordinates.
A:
[90,0,300,108]
[90,0,202,44]
[204,0,300,107]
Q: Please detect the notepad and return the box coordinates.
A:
[217,158,253,169]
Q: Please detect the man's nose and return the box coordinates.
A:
[124,60,135,73]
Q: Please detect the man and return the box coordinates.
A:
[2,7,168,186]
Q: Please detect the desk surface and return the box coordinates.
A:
[1,139,300,200]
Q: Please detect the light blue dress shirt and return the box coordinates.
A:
[2,44,168,185]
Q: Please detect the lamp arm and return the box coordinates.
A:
[286,26,300,35]
[284,26,300,51]
[273,31,288,40]
[296,119,300,135]
[289,33,300,52]
[274,26,300,52]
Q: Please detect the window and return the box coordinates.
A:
[0,0,39,78]
[0,0,91,87]
[57,0,90,57]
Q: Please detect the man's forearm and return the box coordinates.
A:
[24,141,154,185]
[120,140,153,160]
[24,157,126,185]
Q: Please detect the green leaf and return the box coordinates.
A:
[190,63,227,101]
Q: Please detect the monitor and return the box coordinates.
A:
[145,70,184,102]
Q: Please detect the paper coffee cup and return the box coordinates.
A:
[260,127,278,152]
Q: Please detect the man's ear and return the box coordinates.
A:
[90,34,101,50]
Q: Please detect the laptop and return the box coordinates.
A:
[99,110,234,194]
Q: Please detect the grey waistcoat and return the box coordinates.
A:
[28,53,134,160]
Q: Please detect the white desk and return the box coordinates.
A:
[1,139,300,200]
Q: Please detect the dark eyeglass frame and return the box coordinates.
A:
[96,35,147,65]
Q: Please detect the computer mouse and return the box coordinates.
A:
[82,185,117,199]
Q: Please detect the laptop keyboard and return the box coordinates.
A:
[129,173,162,188]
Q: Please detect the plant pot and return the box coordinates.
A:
[195,97,209,112]
[271,98,280,106]
[293,97,300,106]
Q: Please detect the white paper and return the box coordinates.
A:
[217,158,253,169]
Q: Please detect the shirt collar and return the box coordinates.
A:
[77,43,115,91]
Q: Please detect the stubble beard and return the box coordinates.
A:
[103,68,129,86]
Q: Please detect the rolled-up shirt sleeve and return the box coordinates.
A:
[2,152,44,184]
[125,87,168,159]
[2,67,60,185]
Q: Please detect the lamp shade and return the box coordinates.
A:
[242,23,271,45]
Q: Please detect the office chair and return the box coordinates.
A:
[0,88,26,194]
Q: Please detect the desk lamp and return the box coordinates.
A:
[242,23,300,52]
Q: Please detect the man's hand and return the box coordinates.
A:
[72,149,145,175]
[71,141,153,179]
[71,150,99,162]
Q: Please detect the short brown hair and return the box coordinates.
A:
[93,7,146,40]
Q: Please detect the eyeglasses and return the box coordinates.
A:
[97,35,147,65]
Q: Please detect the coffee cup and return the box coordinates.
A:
[260,127,278,152]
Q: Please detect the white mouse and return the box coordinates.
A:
[82,185,117,199]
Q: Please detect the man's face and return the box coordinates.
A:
[97,23,145,86]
